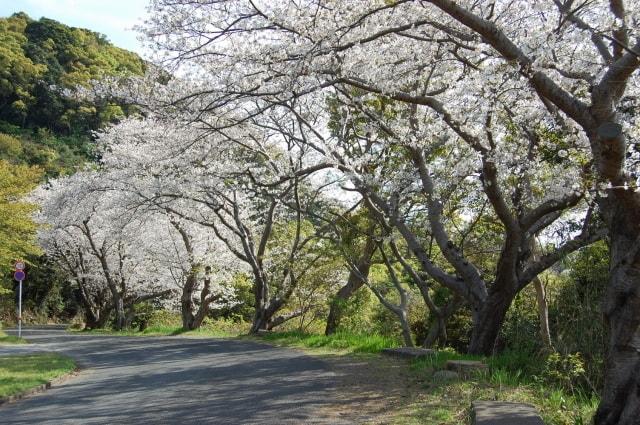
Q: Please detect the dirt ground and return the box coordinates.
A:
[315,353,417,424]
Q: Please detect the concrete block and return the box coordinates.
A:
[472,400,544,425]
[381,347,436,360]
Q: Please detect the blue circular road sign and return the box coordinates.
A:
[14,270,26,281]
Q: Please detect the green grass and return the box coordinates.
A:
[255,330,400,354]
[403,349,599,425]
[249,331,597,425]
[0,329,27,345]
[0,353,76,398]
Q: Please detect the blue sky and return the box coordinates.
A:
[0,0,149,54]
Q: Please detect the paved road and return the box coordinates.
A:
[0,327,347,424]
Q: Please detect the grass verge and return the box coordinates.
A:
[255,330,400,355]
[254,333,598,425]
[0,353,76,398]
[71,321,250,339]
[0,329,27,345]
[396,350,598,425]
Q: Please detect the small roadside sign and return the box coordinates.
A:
[14,270,26,281]
[14,261,25,270]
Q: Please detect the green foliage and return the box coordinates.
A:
[146,309,182,329]
[0,160,42,276]
[551,241,608,391]
[0,13,144,134]
[541,352,587,395]
[0,12,146,180]
[211,274,255,322]
[409,349,598,425]
[498,241,608,393]
[334,285,377,334]
[500,285,541,353]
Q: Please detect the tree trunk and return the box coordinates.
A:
[594,189,640,425]
[83,309,100,329]
[422,298,461,348]
[251,306,275,333]
[399,310,414,347]
[266,309,306,330]
[123,304,136,329]
[190,277,216,331]
[423,317,442,348]
[113,296,125,331]
[95,310,110,329]
[533,277,553,351]
[250,271,270,333]
[181,275,197,331]
[250,299,270,333]
[468,290,514,355]
[325,237,376,335]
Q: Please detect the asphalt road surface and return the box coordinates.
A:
[0,327,348,424]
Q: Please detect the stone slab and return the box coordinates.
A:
[445,360,488,371]
[381,347,436,360]
[472,401,544,425]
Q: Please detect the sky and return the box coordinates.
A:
[0,0,149,54]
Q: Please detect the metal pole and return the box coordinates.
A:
[18,280,22,338]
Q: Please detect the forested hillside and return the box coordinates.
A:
[0,12,144,305]
[0,12,145,175]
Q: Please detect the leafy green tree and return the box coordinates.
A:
[0,160,42,275]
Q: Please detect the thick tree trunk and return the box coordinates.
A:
[250,306,275,333]
[83,309,100,329]
[250,271,270,333]
[189,277,216,331]
[325,237,376,335]
[113,296,126,331]
[594,189,640,425]
[251,296,287,333]
[250,299,270,333]
[422,298,461,348]
[95,310,111,329]
[468,290,515,355]
[423,317,442,348]
[181,275,197,331]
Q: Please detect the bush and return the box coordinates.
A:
[541,352,588,395]
[146,309,182,328]
[550,241,608,392]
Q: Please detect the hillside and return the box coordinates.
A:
[0,12,145,283]
[0,12,145,176]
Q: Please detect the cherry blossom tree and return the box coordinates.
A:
[140,2,639,419]
[35,173,173,330]
[94,114,346,333]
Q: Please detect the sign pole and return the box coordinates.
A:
[18,280,22,338]
[14,262,26,338]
